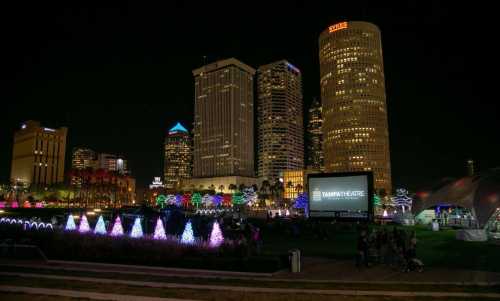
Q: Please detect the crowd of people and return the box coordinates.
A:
[356,226,423,272]
[222,217,263,256]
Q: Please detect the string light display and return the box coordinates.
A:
[94,215,107,235]
[130,217,143,238]
[153,217,166,240]
[78,214,90,233]
[180,220,195,244]
[65,214,76,231]
[209,221,224,247]
[110,216,124,236]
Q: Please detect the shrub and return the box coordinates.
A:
[0,223,282,272]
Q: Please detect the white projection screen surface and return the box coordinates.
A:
[308,173,373,219]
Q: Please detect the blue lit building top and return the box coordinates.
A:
[169,122,188,134]
[287,62,300,74]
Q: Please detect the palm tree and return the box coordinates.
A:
[272,180,284,207]
[295,183,303,194]
[238,183,245,192]
[228,184,237,193]
[260,180,270,195]
[218,185,225,193]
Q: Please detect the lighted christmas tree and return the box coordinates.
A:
[243,188,258,206]
[94,215,107,235]
[156,194,167,208]
[209,221,224,248]
[182,194,191,207]
[212,194,222,206]
[392,188,413,212]
[167,194,176,205]
[373,194,381,206]
[130,217,143,238]
[65,214,76,231]
[153,217,166,240]
[180,220,195,244]
[202,194,212,207]
[222,194,232,207]
[175,194,182,207]
[110,216,124,237]
[293,193,309,217]
[79,214,90,233]
[232,192,245,205]
[191,192,202,208]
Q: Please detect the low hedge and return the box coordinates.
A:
[0,223,284,273]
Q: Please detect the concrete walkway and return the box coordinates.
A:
[2,272,500,299]
[2,259,500,286]
[280,257,500,284]
[0,285,200,301]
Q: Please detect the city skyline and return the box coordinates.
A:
[0,2,492,191]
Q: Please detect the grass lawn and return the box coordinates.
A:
[259,223,500,272]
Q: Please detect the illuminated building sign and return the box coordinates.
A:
[149,177,164,189]
[329,22,348,33]
[313,190,365,202]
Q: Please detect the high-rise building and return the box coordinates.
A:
[257,60,304,182]
[10,120,67,187]
[164,122,192,190]
[306,98,324,172]
[98,153,128,175]
[192,58,255,178]
[71,148,97,186]
[319,21,392,193]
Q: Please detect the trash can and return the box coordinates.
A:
[288,249,301,273]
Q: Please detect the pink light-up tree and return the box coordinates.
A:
[79,215,90,233]
[209,221,224,248]
[153,217,166,240]
[110,216,124,236]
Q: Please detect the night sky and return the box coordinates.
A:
[0,1,494,191]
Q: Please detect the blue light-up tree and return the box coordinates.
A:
[65,214,76,231]
[130,217,143,238]
[94,215,107,235]
[180,220,195,245]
